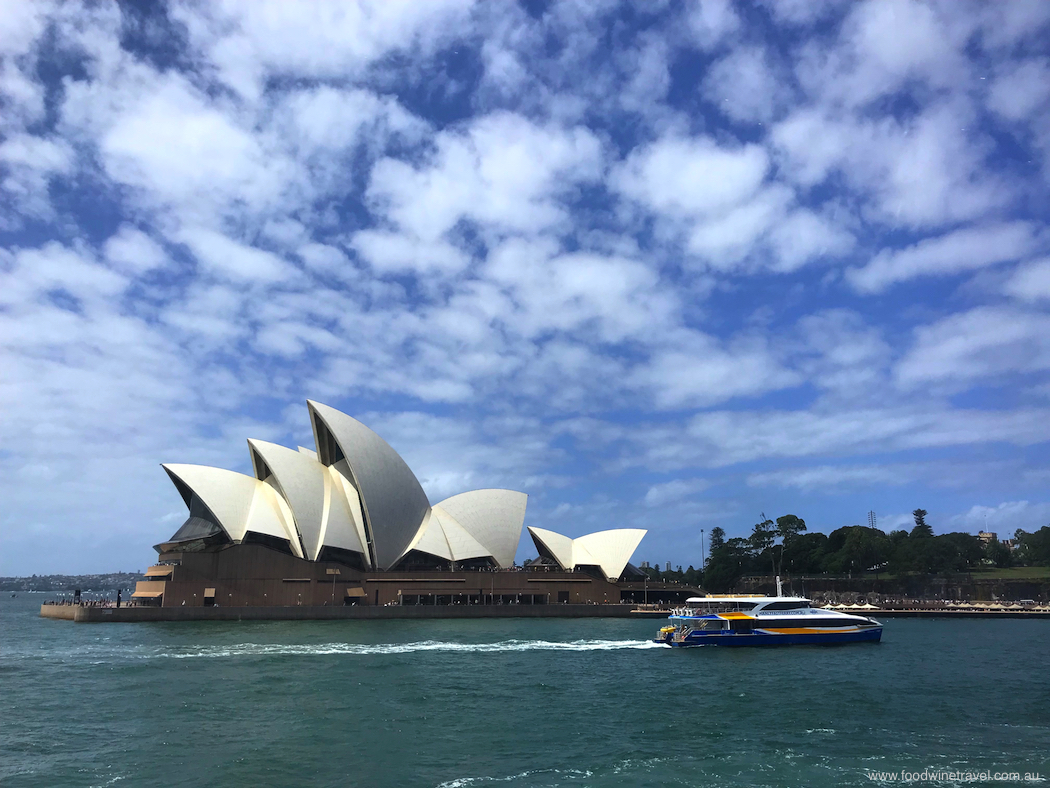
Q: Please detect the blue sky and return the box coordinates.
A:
[2,0,1050,575]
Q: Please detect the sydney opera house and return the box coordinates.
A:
[133,401,689,611]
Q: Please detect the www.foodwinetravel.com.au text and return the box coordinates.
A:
[865,769,1044,783]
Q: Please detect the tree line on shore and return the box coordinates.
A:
[0,572,145,592]
[641,511,1050,592]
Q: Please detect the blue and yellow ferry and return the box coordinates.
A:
[654,593,882,647]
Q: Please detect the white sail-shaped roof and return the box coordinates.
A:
[308,401,431,570]
[527,526,575,570]
[247,439,366,562]
[574,529,647,582]
[527,526,646,581]
[162,463,303,558]
[435,489,527,568]
[431,505,494,562]
[404,509,453,560]
[323,467,371,562]
[396,505,499,565]
[161,403,532,571]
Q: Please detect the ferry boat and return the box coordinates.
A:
[654,587,882,647]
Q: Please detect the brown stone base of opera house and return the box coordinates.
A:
[40,544,696,622]
[41,602,650,622]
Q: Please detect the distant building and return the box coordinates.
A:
[977,531,997,545]
[665,561,671,572]
[640,561,650,569]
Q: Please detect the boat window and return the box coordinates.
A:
[695,619,724,631]
[761,601,810,610]
[693,601,757,613]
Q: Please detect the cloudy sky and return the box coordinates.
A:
[2,0,1049,576]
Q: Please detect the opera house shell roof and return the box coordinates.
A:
[527,526,647,582]
[160,401,529,571]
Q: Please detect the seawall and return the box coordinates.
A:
[41,603,638,623]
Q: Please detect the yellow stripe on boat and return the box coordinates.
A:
[717,612,755,620]
[758,627,861,634]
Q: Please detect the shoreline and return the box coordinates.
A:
[40,602,640,623]
[40,602,1050,623]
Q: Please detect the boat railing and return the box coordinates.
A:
[671,603,756,616]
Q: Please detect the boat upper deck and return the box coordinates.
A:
[669,595,882,623]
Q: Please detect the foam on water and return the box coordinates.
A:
[3,638,662,663]
[436,767,594,787]
[153,638,663,659]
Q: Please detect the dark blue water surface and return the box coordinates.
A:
[2,596,1048,787]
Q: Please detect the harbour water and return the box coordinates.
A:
[2,595,1048,787]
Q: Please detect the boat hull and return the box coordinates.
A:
[656,626,882,647]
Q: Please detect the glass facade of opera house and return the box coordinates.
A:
[132,401,694,608]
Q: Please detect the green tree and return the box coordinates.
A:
[938,532,984,570]
[986,539,1012,568]
[1016,526,1050,566]
[841,526,892,574]
[683,565,701,586]
[750,516,777,573]
[703,537,750,592]
[708,527,725,554]
[773,515,806,575]
[781,532,828,574]
[911,508,933,538]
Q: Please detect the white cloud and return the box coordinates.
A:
[762,0,845,27]
[644,478,711,507]
[800,0,969,109]
[1003,258,1050,301]
[364,112,603,251]
[296,242,355,282]
[897,307,1050,387]
[747,464,915,491]
[987,59,1050,122]
[63,68,293,224]
[178,228,296,284]
[768,207,855,271]
[0,2,51,127]
[704,45,787,124]
[353,230,470,276]
[618,35,671,116]
[484,238,676,344]
[616,406,1050,471]
[173,0,474,99]
[616,134,853,272]
[950,500,1050,536]
[975,2,1050,52]
[0,134,74,224]
[0,243,126,309]
[848,222,1040,292]
[685,185,792,265]
[103,226,168,275]
[793,310,891,397]
[770,108,850,187]
[686,0,741,51]
[634,331,797,409]
[615,135,768,218]
[773,103,1008,228]
[275,86,426,168]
